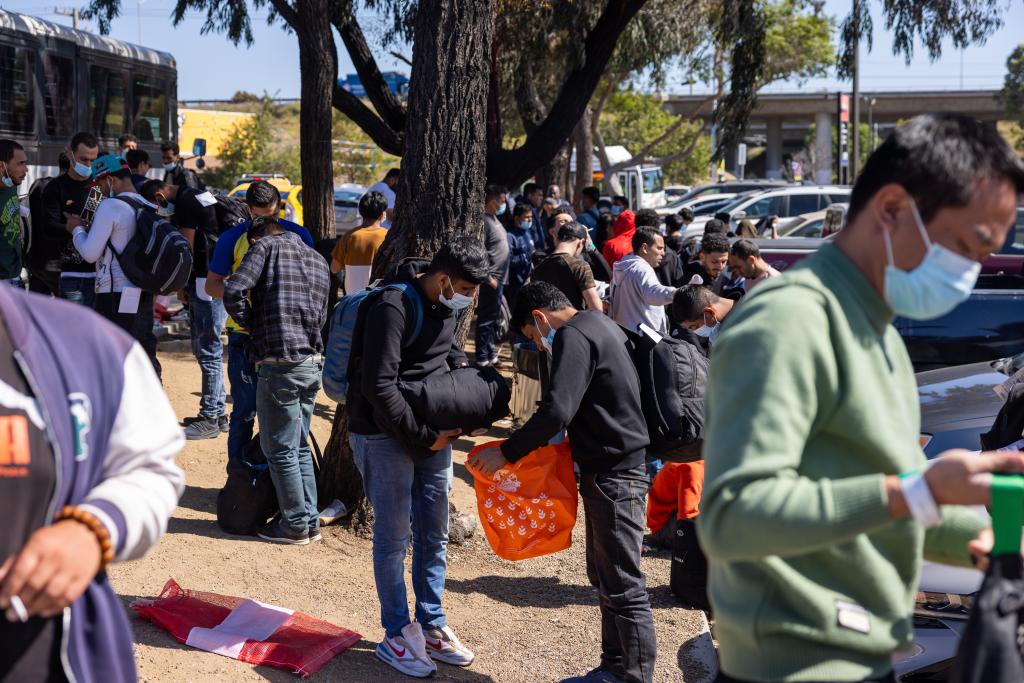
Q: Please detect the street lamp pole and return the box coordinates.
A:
[850,0,861,181]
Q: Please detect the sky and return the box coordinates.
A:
[2,0,1021,100]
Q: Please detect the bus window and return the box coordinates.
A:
[89,66,128,139]
[642,168,663,194]
[0,45,35,134]
[132,76,167,142]
[41,53,74,137]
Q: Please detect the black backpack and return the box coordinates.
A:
[217,435,277,536]
[114,197,193,294]
[212,193,250,235]
[670,518,711,611]
[626,325,709,462]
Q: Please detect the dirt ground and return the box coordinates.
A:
[108,350,715,682]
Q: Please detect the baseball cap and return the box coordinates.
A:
[92,154,130,178]
[557,222,588,242]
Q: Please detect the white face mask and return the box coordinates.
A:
[883,199,981,321]
[439,277,473,311]
[693,312,720,343]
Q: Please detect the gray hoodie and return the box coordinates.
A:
[609,253,677,334]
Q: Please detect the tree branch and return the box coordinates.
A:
[514,56,547,135]
[603,92,715,175]
[593,126,623,195]
[488,0,649,187]
[390,50,413,67]
[332,85,404,156]
[333,16,407,132]
[266,0,300,31]
[652,121,708,167]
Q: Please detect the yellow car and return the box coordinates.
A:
[229,174,304,226]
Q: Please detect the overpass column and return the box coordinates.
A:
[765,118,783,179]
[814,111,833,184]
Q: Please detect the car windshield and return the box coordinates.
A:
[334,190,362,205]
[642,168,663,193]
[693,198,734,216]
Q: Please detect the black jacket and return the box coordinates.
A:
[501,310,649,474]
[38,174,93,274]
[348,258,469,456]
[400,365,510,433]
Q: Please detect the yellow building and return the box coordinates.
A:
[177,108,255,157]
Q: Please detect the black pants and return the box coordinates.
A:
[27,267,59,297]
[581,464,657,683]
[716,672,896,683]
[94,291,162,379]
[474,281,504,363]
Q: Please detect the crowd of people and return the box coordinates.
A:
[2,112,1024,683]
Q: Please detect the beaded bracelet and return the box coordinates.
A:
[55,506,116,570]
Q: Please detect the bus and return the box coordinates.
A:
[569,145,667,210]
[0,9,178,188]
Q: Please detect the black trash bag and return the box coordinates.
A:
[949,554,1024,683]
[217,434,277,536]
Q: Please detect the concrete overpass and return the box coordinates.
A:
[663,90,1005,182]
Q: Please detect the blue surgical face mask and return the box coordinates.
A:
[157,201,175,218]
[693,312,720,343]
[70,152,92,179]
[439,276,473,311]
[535,315,557,353]
[0,163,12,189]
[163,161,176,172]
[517,221,532,231]
[497,203,507,216]
[883,200,981,321]
[612,206,622,217]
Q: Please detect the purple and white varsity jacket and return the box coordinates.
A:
[0,285,184,683]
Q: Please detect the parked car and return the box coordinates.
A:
[690,185,851,232]
[656,192,738,217]
[334,184,366,235]
[665,185,691,200]
[894,355,1021,680]
[775,204,848,238]
[754,208,1024,371]
[674,179,791,204]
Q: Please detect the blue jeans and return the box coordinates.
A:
[59,276,96,308]
[227,332,257,463]
[189,286,227,419]
[256,360,322,536]
[350,433,451,637]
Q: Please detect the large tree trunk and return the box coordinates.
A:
[296,0,336,241]
[573,108,594,209]
[320,0,494,524]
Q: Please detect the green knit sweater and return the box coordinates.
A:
[699,243,986,682]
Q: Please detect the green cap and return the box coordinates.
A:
[92,154,129,178]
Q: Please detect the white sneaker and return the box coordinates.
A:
[423,625,475,666]
[375,623,437,678]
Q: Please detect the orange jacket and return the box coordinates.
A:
[646,461,705,534]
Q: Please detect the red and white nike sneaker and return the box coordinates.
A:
[423,625,475,666]
[375,623,437,678]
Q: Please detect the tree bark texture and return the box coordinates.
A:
[322,0,494,524]
[296,0,336,241]
[573,108,593,208]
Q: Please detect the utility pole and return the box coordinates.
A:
[54,6,80,29]
[850,0,861,181]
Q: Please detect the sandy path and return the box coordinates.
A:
[108,351,713,682]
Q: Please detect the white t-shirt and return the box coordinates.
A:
[367,181,396,228]
[72,192,158,293]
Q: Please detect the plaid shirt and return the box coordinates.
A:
[224,231,330,362]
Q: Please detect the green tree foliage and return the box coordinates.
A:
[762,0,835,85]
[333,113,401,187]
[599,90,710,185]
[998,44,1024,151]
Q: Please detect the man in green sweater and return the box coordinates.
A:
[700,113,1024,683]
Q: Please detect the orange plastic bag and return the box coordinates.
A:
[468,440,578,561]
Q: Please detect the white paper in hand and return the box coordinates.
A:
[195,191,218,207]
[118,287,142,314]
